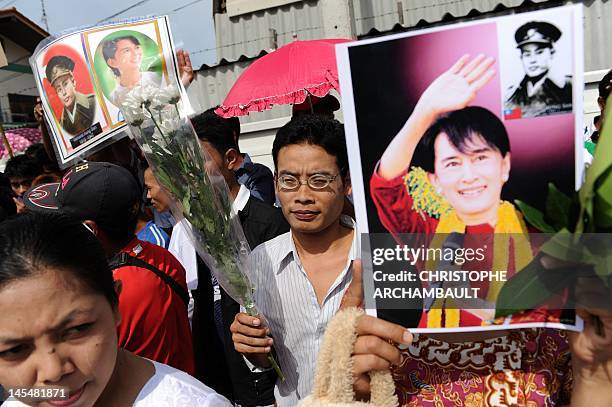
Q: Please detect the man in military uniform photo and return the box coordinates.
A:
[504,21,572,119]
[45,55,97,135]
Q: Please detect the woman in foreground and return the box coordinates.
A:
[0,212,231,406]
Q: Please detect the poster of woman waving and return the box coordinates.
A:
[335,5,583,333]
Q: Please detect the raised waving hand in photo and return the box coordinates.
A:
[378,54,496,180]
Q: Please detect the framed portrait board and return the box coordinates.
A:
[336,5,584,333]
[30,16,188,168]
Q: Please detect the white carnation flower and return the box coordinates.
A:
[122,104,147,127]
[126,86,145,106]
[139,84,159,108]
[164,84,181,104]
[150,94,168,112]
[160,115,183,137]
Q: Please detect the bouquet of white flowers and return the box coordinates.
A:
[121,83,284,379]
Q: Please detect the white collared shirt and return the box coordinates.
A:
[247,215,359,406]
[169,219,198,291]
[170,185,251,294]
[232,184,250,214]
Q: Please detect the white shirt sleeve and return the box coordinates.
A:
[134,360,233,406]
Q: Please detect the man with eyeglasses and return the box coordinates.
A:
[229,114,358,406]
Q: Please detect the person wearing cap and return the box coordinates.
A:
[504,21,572,118]
[45,55,97,135]
[23,161,195,375]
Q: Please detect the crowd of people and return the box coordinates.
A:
[0,50,611,407]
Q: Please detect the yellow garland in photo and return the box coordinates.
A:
[405,167,534,328]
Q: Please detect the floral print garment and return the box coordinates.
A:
[394,329,572,406]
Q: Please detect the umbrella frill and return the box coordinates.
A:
[215,39,350,118]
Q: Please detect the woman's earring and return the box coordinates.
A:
[502,174,509,182]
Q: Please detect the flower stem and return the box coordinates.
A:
[245,304,285,382]
[145,106,164,136]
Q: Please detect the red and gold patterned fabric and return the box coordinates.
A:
[393,329,572,406]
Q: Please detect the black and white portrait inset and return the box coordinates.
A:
[499,13,574,120]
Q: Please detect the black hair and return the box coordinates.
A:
[272,114,349,178]
[417,106,510,173]
[0,172,9,190]
[599,69,612,100]
[0,212,118,308]
[191,108,239,157]
[4,154,42,180]
[227,116,241,142]
[98,173,140,248]
[25,143,60,173]
[97,213,139,251]
[102,35,140,76]
[0,186,16,223]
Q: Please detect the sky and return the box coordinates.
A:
[2,0,217,67]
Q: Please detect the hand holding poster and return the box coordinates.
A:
[336,5,585,333]
[30,16,189,167]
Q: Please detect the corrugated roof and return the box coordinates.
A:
[196,0,612,121]
[208,0,562,66]
[584,0,612,72]
[214,0,323,64]
[353,0,555,35]
[188,59,291,123]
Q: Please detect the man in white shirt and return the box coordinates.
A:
[230,115,412,405]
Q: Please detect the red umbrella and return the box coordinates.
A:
[216,38,352,118]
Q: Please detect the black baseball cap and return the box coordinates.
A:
[24,162,140,230]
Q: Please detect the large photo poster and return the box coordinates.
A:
[336,5,584,333]
[30,16,186,167]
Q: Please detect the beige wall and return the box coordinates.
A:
[238,116,291,171]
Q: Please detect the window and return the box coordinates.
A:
[8,94,37,123]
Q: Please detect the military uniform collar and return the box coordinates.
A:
[66,92,91,122]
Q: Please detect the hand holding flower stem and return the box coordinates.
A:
[121,83,285,381]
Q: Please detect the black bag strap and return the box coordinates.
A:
[109,252,190,308]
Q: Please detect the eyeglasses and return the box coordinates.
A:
[277,173,341,191]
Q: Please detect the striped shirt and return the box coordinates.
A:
[248,216,358,406]
[137,220,169,248]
